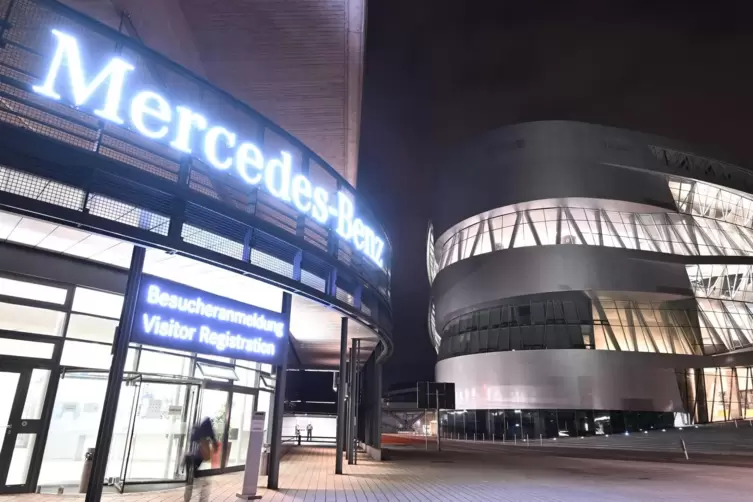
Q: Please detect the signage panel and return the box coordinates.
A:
[132,275,286,364]
[32,29,386,269]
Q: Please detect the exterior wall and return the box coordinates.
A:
[61,0,365,185]
[436,350,688,412]
[432,121,677,235]
[433,245,693,329]
[430,121,753,419]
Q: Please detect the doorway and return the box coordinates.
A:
[196,380,257,476]
[0,363,51,493]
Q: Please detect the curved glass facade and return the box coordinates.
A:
[438,285,753,360]
[431,176,753,275]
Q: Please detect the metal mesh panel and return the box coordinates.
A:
[181,224,244,260]
[0,164,85,210]
[100,133,180,176]
[189,159,255,213]
[250,248,294,279]
[256,192,297,235]
[361,303,372,317]
[188,170,222,200]
[89,172,173,216]
[184,203,248,243]
[300,270,326,292]
[0,85,99,146]
[301,253,331,292]
[86,193,169,235]
[336,287,354,305]
[303,219,328,251]
[338,241,354,267]
[98,146,179,183]
[250,230,297,279]
[0,108,97,150]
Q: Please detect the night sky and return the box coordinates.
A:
[357,0,753,388]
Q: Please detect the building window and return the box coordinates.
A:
[0,277,67,304]
[0,302,66,336]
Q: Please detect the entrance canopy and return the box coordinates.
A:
[0,209,380,368]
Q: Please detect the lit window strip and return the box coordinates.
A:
[435,207,753,274]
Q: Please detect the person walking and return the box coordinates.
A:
[295,424,302,445]
[184,417,218,502]
[306,423,313,442]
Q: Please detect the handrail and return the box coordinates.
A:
[23,0,391,262]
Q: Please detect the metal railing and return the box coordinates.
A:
[0,0,393,342]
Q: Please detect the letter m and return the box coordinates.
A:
[33,30,134,124]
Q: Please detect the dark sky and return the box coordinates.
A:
[357,0,753,387]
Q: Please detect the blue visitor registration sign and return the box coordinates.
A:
[131,275,287,364]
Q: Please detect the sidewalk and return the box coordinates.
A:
[5,445,753,501]
[3,448,383,502]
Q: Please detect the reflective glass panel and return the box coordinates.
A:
[21,369,50,419]
[0,302,65,336]
[0,277,67,304]
[72,287,123,319]
[6,433,36,485]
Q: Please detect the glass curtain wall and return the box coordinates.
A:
[439,409,677,441]
[433,175,753,275]
[0,269,276,490]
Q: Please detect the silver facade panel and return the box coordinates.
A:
[436,350,687,412]
[432,121,678,235]
[432,245,693,330]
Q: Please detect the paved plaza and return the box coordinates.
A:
[4,446,753,501]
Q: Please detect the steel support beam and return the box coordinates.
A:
[335,317,348,474]
[85,246,145,502]
[348,338,358,465]
[267,292,293,490]
[353,339,360,464]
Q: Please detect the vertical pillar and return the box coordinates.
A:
[353,339,360,464]
[267,292,293,490]
[374,345,382,449]
[335,318,348,474]
[85,246,145,502]
[345,346,353,462]
[348,338,358,465]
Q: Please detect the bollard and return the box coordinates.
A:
[514,434,517,445]
[526,434,530,447]
[465,433,468,441]
[473,433,476,442]
[680,438,689,460]
[540,434,543,446]
[735,419,739,429]
[483,433,485,442]
[749,419,752,428]
[492,433,495,443]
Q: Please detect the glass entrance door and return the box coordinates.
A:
[0,366,51,493]
[196,382,258,475]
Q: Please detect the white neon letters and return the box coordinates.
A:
[141,314,276,356]
[291,174,312,213]
[130,91,171,139]
[34,29,386,268]
[146,284,285,337]
[33,29,134,124]
[204,126,237,170]
[264,151,292,201]
[170,106,207,153]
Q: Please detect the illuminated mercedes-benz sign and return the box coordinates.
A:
[33,29,386,268]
